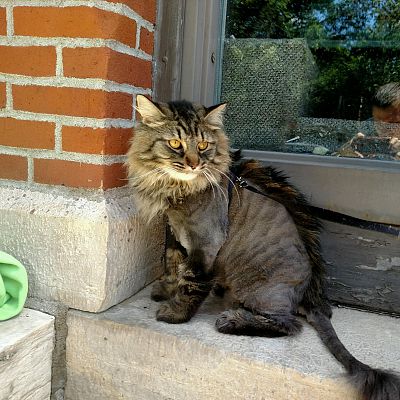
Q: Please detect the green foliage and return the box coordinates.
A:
[309,47,400,119]
[227,0,400,41]
[226,0,316,39]
[226,0,400,119]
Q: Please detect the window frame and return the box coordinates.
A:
[153,0,400,225]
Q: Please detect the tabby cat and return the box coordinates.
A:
[126,95,400,400]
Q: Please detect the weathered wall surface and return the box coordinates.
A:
[322,221,400,314]
[0,185,164,312]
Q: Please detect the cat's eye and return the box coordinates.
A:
[168,139,182,149]
[198,141,208,151]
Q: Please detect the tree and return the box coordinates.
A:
[226,0,400,41]
[226,0,311,39]
[225,0,400,119]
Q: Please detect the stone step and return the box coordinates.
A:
[65,286,400,400]
[0,309,54,400]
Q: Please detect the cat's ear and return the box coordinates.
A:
[136,95,166,127]
[204,103,227,130]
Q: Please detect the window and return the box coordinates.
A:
[222,0,400,162]
[154,0,400,226]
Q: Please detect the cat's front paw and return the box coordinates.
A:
[151,280,171,302]
[156,301,191,324]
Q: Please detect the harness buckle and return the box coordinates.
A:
[236,176,248,188]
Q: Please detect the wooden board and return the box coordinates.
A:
[321,220,400,314]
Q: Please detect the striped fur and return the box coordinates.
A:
[231,158,331,315]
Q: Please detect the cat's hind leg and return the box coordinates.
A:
[215,308,302,337]
[216,283,303,337]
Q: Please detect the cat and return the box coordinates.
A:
[126,94,400,400]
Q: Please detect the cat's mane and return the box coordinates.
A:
[125,157,213,220]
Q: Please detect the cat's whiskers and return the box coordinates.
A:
[208,166,241,206]
[203,170,218,200]
[204,168,229,206]
[201,170,216,200]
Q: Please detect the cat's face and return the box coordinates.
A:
[131,95,230,182]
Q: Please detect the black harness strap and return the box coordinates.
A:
[227,172,267,208]
[309,206,400,237]
[227,172,400,238]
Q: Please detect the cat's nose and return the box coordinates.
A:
[184,154,200,170]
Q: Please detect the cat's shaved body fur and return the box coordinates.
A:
[218,189,310,315]
[126,95,400,400]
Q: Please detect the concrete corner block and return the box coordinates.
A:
[0,308,54,400]
[0,186,164,312]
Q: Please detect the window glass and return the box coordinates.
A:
[221,0,400,161]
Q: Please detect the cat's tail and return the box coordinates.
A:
[305,307,400,400]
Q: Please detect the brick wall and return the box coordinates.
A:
[0,1,156,189]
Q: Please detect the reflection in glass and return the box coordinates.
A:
[222,0,400,160]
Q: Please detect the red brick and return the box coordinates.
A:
[0,8,6,36]
[0,46,56,76]
[108,0,156,23]
[139,27,154,55]
[0,82,5,109]
[62,126,132,155]
[63,47,152,89]
[14,7,136,48]
[0,154,28,181]
[102,163,127,188]
[0,118,55,149]
[34,159,126,189]
[13,85,133,119]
